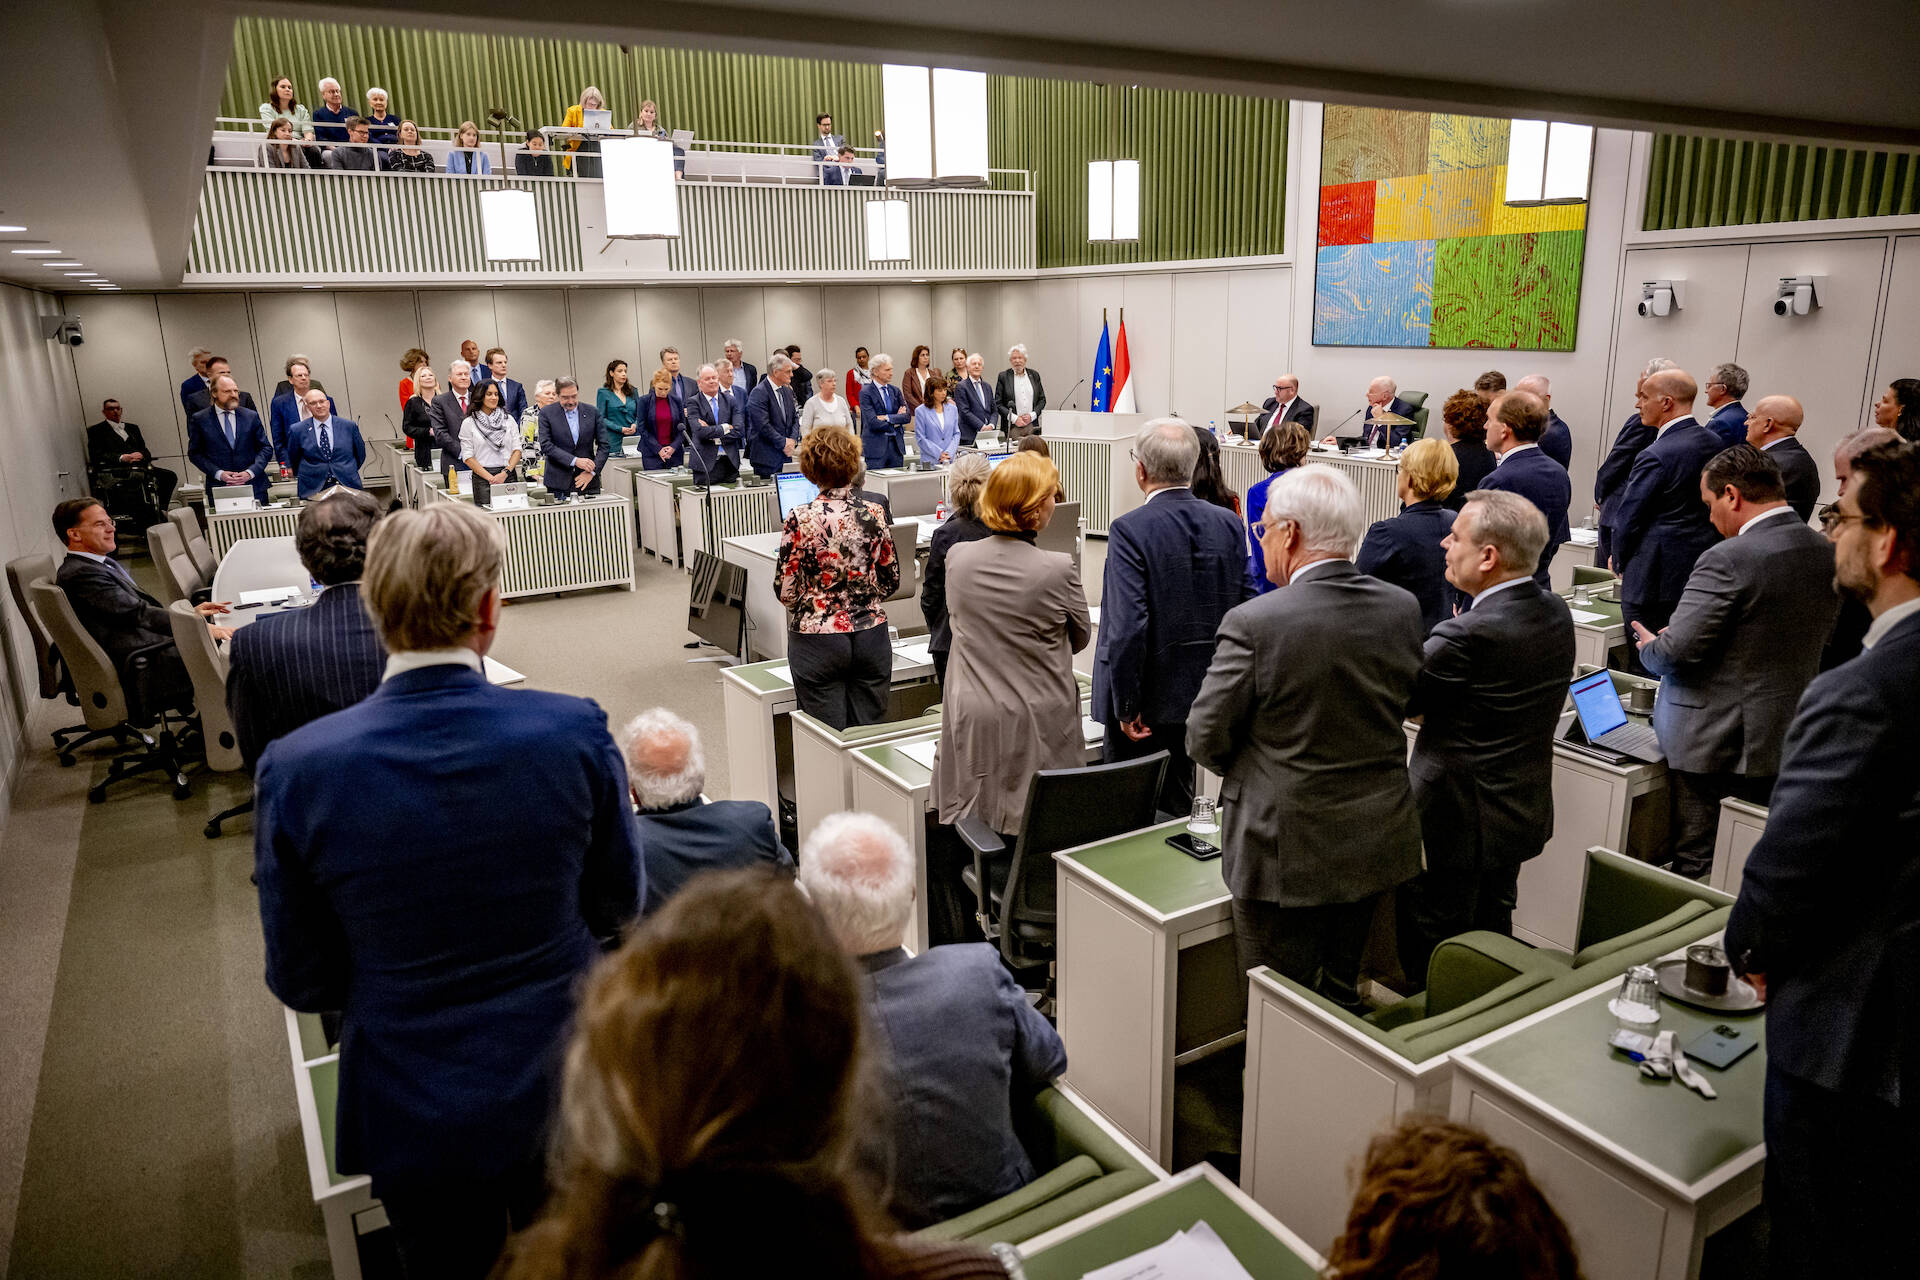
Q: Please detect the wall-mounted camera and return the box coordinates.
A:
[1772,275,1825,317]
[1635,280,1683,318]
[38,314,83,347]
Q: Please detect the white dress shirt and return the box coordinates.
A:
[1863,596,1920,650]
[1013,372,1034,418]
[1472,575,1530,606]
[383,647,484,681]
[1288,557,1349,586]
[1736,505,1797,536]
[1496,442,1539,465]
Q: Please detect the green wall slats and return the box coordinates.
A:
[221,16,1283,269]
[1644,133,1920,231]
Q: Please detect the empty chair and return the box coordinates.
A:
[885,522,919,603]
[169,507,219,581]
[168,601,251,837]
[1035,500,1081,563]
[1399,390,1431,440]
[146,523,207,607]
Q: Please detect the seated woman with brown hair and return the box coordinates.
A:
[1325,1117,1582,1280]
[1440,389,1495,512]
[494,869,1010,1280]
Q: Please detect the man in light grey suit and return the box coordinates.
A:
[1634,444,1839,879]
[1188,465,1426,1010]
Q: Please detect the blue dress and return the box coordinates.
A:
[1244,465,1295,593]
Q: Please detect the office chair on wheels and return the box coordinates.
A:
[7,554,122,760]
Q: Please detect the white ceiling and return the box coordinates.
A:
[3,0,1916,293]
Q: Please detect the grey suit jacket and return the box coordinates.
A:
[1639,510,1839,776]
[1187,560,1425,907]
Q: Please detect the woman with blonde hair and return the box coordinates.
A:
[446,120,493,174]
[1355,436,1461,633]
[920,452,995,685]
[561,86,606,178]
[933,452,1091,835]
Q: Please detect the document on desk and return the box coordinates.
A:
[1080,1221,1253,1280]
[1568,608,1609,625]
[1082,715,1104,745]
[898,739,940,771]
[765,663,793,685]
[893,641,935,668]
[238,586,298,605]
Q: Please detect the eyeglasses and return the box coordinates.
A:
[1252,518,1294,542]
[1818,506,1868,534]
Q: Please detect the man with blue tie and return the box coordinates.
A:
[683,363,741,485]
[860,353,909,468]
[482,348,529,421]
[535,376,607,496]
[186,374,274,504]
[285,389,366,498]
[1612,368,1726,651]
[746,354,800,476]
[956,353,994,446]
[1478,390,1571,587]
[713,355,749,463]
[270,358,334,474]
[1702,362,1750,447]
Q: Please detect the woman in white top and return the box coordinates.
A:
[799,368,852,435]
[459,380,523,484]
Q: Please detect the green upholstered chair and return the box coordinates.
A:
[1399,389,1430,440]
[918,1086,1157,1246]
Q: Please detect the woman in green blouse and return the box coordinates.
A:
[259,76,314,141]
[596,359,639,461]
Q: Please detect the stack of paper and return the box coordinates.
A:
[1080,1221,1254,1280]
[238,586,298,605]
[1568,608,1608,625]
[898,739,939,771]
[1082,716,1104,745]
[894,641,935,668]
[764,663,793,684]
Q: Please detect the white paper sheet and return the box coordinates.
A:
[1568,527,1601,545]
[1081,1221,1254,1280]
[238,586,298,605]
[894,641,935,668]
[897,739,940,770]
[1568,608,1609,624]
[1082,716,1104,745]
[765,663,793,684]
[482,656,526,686]
[1088,605,1102,627]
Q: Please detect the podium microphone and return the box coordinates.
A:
[1061,377,1088,410]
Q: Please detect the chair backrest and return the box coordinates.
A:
[1399,389,1431,440]
[7,554,61,698]
[1573,846,1734,956]
[167,601,242,771]
[1572,564,1615,588]
[889,471,945,518]
[1036,502,1081,562]
[170,507,219,579]
[146,524,202,604]
[29,578,127,728]
[999,752,1169,963]
[885,522,918,602]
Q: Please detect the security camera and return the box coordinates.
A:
[37,315,82,346]
[1772,275,1824,317]
[1635,280,1683,318]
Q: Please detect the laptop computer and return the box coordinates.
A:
[775,471,820,520]
[581,108,613,132]
[1566,670,1664,762]
[212,484,256,514]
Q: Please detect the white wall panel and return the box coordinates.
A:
[1610,245,1750,441]
[633,287,704,374]
[490,289,572,399]
[1119,273,1173,417]
[999,280,1077,392]
[699,287,767,370]
[930,285,969,370]
[417,290,500,377]
[1224,268,1293,432]
[1170,273,1230,429]
[963,283,1002,371]
[1873,236,1920,423]
[822,286,881,380]
[65,295,183,462]
[249,291,349,412]
[567,289,641,391]
[332,291,424,428]
[877,287,934,369]
[761,287,823,370]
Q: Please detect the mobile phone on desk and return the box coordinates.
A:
[1165,831,1221,860]
[1685,1024,1759,1070]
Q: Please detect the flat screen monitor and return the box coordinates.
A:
[985,451,1013,469]
[686,550,747,658]
[775,471,820,520]
[1568,670,1629,741]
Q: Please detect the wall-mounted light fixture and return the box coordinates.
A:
[1505,120,1594,205]
[882,65,989,186]
[865,200,911,261]
[1088,160,1140,242]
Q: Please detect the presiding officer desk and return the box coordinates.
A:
[1038,410,1154,535]
[419,484,635,600]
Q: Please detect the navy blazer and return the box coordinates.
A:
[746,379,799,475]
[1764,435,1822,522]
[1612,418,1724,605]
[860,381,910,467]
[179,371,207,415]
[226,582,386,768]
[1355,396,1419,448]
[486,377,529,422]
[255,663,643,1185]
[681,388,740,481]
[1594,411,1657,560]
[536,401,609,494]
[186,404,274,502]
[54,552,176,673]
[1725,612,1920,1107]
[1704,400,1748,448]
[1356,499,1458,634]
[632,389,688,470]
[1479,446,1572,586]
[860,944,1067,1228]
[284,416,366,498]
[1539,410,1573,470]
[1093,488,1253,730]
[953,377,995,442]
[270,391,336,468]
[636,798,791,915]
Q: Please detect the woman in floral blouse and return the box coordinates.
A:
[776,426,900,729]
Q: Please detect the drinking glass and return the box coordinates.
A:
[1188,796,1220,836]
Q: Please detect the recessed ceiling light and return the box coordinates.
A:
[301,284,323,290]
[65,271,97,276]
[13,248,61,255]
[45,261,83,267]
[0,225,26,233]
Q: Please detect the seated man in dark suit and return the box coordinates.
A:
[1478,390,1571,586]
[182,355,257,419]
[622,708,789,915]
[1513,374,1572,470]
[255,500,643,1278]
[1725,438,1920,1280]
[1744,394,1822,522]
[227,489,388,768]
[535,376,607,496]
[1398,491,1575,983]
[1330,375,1419,449]
[52,498,230,709]
[88,397,177,517]
[284,390,366,498]
[798,812,1066,1228]
[1256,372,1316,437]
[186,374,274,504]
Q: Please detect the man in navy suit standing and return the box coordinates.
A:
[535,376,607,496]
[1478,390,1571,587]
[682,363,741,485]
[1514,374,1572,470]
[624,708,789,915]
[227,489,388,767]
[1725,438,1920,1279]
[1744,394,1822,521]
[1611,368,1725,653]
[179,347,212,416]
[255,501,642,1278]
[1093,419,1252,814]
[721,338,758,395]
[954,353,995,446]
[186,374,274,504]
[1594,357,1678,564]
[481,348,528,421]
[284,389,366,499]
[746,354,800,475]
[859,352,910,468]
[1702,362,1750,447]
[269,358,334,474]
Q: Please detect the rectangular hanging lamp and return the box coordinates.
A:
[931,68,989,185]
[882,64,934,185]
[479,189,541,260]
[866,200,911,261]
[601,137,681,239]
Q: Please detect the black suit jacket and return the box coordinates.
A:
[1355,396,1418,448]
[185,386,257,419]
[1356,499,1458,634]
[1539,411,1573,470]
[536,401,609,494]
[995,368,1046,432]
[227,582,387,769]
[428,390,468,462]
[1725,612,1920,1107]
[1613,418,1725,605]
[186,405,275,502]
[682,389,740,480]
[1445,441,1497,512]
[1479,447,1572,585]
[88,420,155,471]
[54,552,175,672]
[1764,435,1822,522]
[1409,580,1577,871]
[1256,396,1317,434]
[636,798,792,916]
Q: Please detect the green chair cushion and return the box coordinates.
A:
[1018,1086,1151,1180]
[957,1170,1157,1247]
[834,708,943,743]
[1425,932,1537,1016]
[1398,970,1559,1045]
[1574,849,1732,954]
[1572,899,1711,967]
[1363,991,1428,1031]
[916,1155,1104,1241]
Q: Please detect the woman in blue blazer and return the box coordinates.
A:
[445,121,493,174]
[1355,437,1460,633]
[1245,421,1311,593]
[911,375,961,464]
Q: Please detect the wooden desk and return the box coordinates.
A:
[1560,587,1629,672]
[1017,1163,1323,1280]
[1055,819,1242,1168]
[1451,961,1766,1280]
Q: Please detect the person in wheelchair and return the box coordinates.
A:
[87,398,176,531]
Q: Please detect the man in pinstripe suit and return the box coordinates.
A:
[228,490,389,768]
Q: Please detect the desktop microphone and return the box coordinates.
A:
[1322,404,1366,446]
[1061,377,1088,410]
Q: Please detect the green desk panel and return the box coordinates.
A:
[856,738,936,787]
[309,1058,350,1187]
[1021,1176,1318,1280]
[1060,820,1229,917]
[1559,591,1625,627]
[1464,985,1765,1186]
[728,660,795,694]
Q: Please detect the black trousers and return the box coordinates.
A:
[1231,893,1381,1012]
[374,1157,547,1280]
[1763,1065,1919,1278]
[787,626,892,730]
[1394,862,1522,991]
[1668,770,1774,879]
[1619,597,1677,675]
[1102,721,1194,817]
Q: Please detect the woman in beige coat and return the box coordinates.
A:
[933,452,1092,834]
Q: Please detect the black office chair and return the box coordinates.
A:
[89,465,162,543]
[957,752,1169,997]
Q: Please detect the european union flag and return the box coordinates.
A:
[1090,320,1113,413]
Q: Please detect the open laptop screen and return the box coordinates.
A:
[775,471,819,520]
[1569,670,1629,740]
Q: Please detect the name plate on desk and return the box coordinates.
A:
[487,483,531,511]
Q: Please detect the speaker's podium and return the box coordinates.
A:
[1034,409,1156,535]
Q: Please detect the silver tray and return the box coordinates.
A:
[1652,958,1764,1012]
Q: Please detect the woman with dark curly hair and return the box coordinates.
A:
[1325,1117,1582,1280]
[1439,389,1496,512]
[1872,376,1920,442]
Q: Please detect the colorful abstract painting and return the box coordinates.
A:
[1314,107,1587,350]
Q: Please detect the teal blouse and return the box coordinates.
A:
[596,386,638,458]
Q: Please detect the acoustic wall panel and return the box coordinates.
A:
[1609,246,1750,451]
[249,291,349,411]
[1170,273,1232,431]
[760,288,823,373]
[699,288,770,372]
[417,290,500,379]
[64,295,184,463]
[822,287,882,383]
[877,288,935,373]
[566,289,642,394]
[490,289,572,401]
[1645,134,1920,231]
[331,291,424,434]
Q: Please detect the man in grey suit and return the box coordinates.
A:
[1188,465,1426,1010]
[798,812,1066,1228]
[535,376,608,496]
[1397,491,1576,985]
[1634,444,1839,879]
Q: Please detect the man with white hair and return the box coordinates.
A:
[859,352,910,468]
[1188,465,1425,1010]
[1513,374,1572,470]
[955,352,994,445]
[995,344,1047,441]
[722,338,758,394]
[682,362,742,484]
[1331,376,1418,449]
[798,811,1066,1228]
[313,76,351,143]
[429,358,473,478]
[747,352,801,475]
[1702,361,1751,447]
[624,708,788,915]
[180,347,213,415]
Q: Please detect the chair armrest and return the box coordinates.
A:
[954,815,1005,858]
[955,815,1007,939]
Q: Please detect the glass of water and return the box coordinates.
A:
[1188,796,1220,836]
[1573,583,1592,604]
